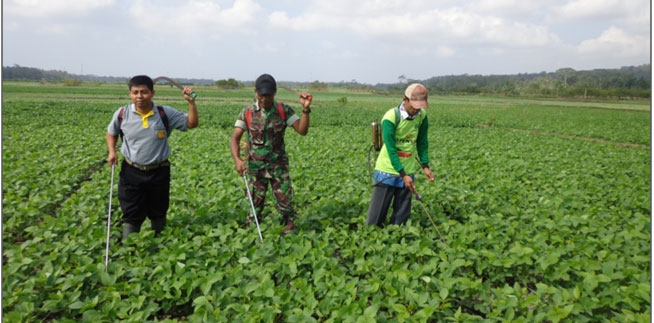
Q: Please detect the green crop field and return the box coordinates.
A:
[2,81,651,322]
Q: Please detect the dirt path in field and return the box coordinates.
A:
[476,123,649,149]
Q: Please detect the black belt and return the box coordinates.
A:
[124,158,170,171]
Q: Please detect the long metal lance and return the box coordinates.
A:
[243,174,264,243]
[413,190,447,246]
[104,163,115,271]
[239,141,263,243]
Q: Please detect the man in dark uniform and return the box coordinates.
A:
[230,74,312,234]
[106,75,198,239]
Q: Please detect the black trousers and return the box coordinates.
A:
[118,160,170,232]
[366,184,412,226]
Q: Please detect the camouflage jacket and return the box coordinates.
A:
[235,101,299,166]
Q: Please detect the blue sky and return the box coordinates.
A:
[2,0,650,84]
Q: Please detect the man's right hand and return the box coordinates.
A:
[402,175,416,195]
[235,159,246,175]
[107,152,118,166]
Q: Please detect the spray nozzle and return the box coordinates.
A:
[413,189,423,202]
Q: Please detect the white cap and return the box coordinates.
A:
[404,83,428,109]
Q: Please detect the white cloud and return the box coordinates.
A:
[256,43,280,53]
[129,0,262,36]
[577,26,649,57]
[321,41,336,50]
[479,47,506,56]
[268,11,325,31]
[5,0,114,18]
[268,6,558,48]
[36,23,78,35]
[467,0,543,17]
[334,50,360,60]
[4,22,21,32]
[435,46,456,58]
[551,0,646,21]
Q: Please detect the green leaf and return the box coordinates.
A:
[439,288,449,300]
[392,303,409,316]
[547,304,574,322]
[596,274,611,283]
[363,304,379,317]
[100,272,115,286]
[451,259,465,268]
[414,306,436,320]
[193,296,208,306]
[82,309,103,321]
[583,273,598,291]
[201,275,220,295]
[238,257,250,264]
[69,301,85,310]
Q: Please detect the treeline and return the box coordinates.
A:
[2,65,127,83]
[280,65,650,99]
[378,65,651,99]
[3,64,650,99]
[2,65,215,85]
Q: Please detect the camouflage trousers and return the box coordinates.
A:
[246,160,295,223]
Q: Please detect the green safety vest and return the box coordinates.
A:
[375,106,428,175]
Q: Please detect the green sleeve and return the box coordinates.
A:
[417,116,429,166]
[382,119,404,173]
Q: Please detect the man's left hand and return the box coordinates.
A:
[183,86,196,102]
[424,167,435,182]
[299,92,312,109]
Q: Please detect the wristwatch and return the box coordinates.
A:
[302,108,311,114]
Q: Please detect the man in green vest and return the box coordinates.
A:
[366,83,435,226]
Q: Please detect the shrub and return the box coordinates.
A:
[63,79,82,86]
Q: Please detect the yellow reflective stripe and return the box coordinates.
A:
[135,110,154,128]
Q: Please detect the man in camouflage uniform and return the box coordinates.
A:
[230,74,312,234]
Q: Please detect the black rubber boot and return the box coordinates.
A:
[151,218,166,237]
[122,223,141,240]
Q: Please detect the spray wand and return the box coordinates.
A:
[412,187,447,246]
[239,141,264,244]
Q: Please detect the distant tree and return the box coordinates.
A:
[308,80,328,92]
[525,77,560,96]
[556,68,576,88]
[63,79,82,86]
[501,82,518,96]
[215,78,243,89]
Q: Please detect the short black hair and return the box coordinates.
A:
[128,75,154,91]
